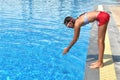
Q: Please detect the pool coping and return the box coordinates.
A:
[85,5,120,80]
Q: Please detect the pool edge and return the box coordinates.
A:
[85,5,120,80]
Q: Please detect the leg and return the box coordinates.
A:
[90,23,108,69]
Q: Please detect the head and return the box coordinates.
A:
[64,16,75,28]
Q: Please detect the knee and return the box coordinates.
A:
[98,39,104,44]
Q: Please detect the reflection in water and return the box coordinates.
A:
[21,0,33,20]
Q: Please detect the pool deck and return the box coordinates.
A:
[85,5,120,80]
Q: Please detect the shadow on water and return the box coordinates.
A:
[86,54,120,66]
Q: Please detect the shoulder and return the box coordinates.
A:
[74,17,84,28]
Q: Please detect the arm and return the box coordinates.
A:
[68,27,80,49]
[63,26,81,54]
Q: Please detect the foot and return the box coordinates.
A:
[89,61,104,69]
[90,61,98,65]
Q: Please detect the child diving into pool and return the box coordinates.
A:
[62,11,110,69]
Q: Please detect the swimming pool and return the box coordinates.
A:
[0,0,119,80]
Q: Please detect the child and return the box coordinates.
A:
[63,11,110,69]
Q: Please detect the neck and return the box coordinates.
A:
[72,19,75,24]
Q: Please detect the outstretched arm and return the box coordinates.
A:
[63,26,81,54]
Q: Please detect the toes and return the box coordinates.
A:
[90,61,98,66]
[89,65,99,69]
[89,64,104,69]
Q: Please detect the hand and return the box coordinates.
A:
[62,47,69,55]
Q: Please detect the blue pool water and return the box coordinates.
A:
[0,0,119,80]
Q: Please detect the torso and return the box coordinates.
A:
[75,11,100,27]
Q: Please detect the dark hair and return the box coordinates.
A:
[64,16,72,25]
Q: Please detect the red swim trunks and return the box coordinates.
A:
[96,11,110,26]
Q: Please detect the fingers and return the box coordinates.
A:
[62,50,67,55]
[62,48,69,55]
